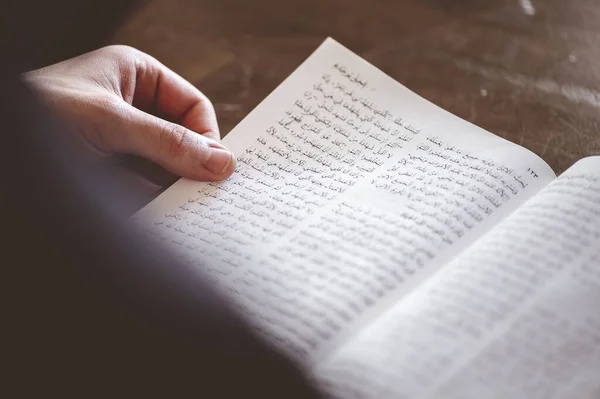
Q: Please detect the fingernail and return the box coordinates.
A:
[204,148,233,174]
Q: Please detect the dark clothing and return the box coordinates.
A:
[2,8,322,399]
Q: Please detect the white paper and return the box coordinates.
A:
[319,157,600,399]
[135,38,556,363]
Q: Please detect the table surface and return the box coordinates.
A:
[112,0,600,177]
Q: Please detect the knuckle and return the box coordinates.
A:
[101,44,139,59]
[197,93,217,116]
[198,92,214,109]
[163,123,194,159]
[99,45,148,72]
[102,45,156,77]
[95,93,123,111]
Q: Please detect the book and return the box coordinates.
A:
[135,38,600,399]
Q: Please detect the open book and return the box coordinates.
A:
[135,38,600,399]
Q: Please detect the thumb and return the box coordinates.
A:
[111,104,236,181]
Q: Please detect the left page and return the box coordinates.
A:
[135,38,555,363]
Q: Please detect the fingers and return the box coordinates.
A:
[130,51,220,142]
[109,103,235,181]
[34,45,233,181]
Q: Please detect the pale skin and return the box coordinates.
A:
[24,45,236,182]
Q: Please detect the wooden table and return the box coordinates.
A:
[112,0,600,179]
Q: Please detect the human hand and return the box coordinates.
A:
[24,45,235,181]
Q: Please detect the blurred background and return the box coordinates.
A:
[7,0,600,174]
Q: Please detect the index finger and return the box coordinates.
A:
[130,51,221,142]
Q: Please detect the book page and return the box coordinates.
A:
[135,38,555,362]
[318,157,600,399]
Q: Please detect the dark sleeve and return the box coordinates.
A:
[1,54,324,399]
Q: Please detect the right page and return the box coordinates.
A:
[318,156,600,399]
